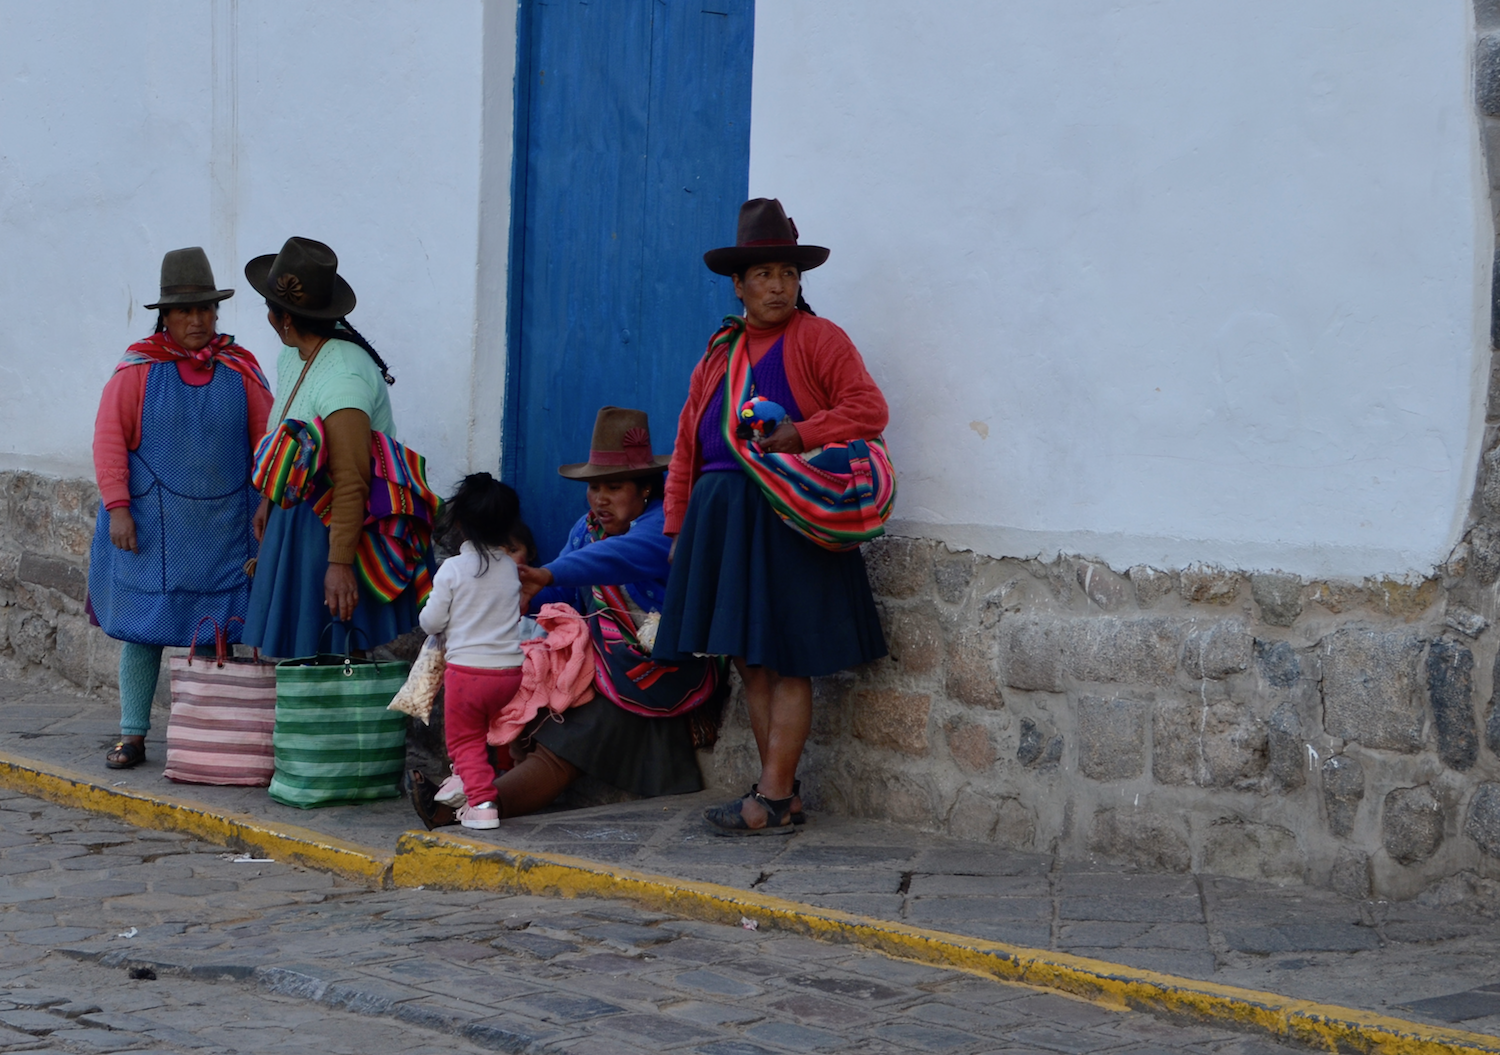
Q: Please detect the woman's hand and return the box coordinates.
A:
[252,497,272,543]
[517,564,554,614]
[108,508,137,552]
[325,563,360,622]
[758,420,805,454]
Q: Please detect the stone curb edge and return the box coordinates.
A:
[0,752,393,886]
[5,748,1499,1055]
[394,831,1500,1055]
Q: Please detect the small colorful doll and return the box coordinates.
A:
[736,395,786,441]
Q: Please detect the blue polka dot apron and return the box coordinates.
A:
[88,362,259,646]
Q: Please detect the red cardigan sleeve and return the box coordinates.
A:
[788,316,889,451]
[243,368,274,450]
[92,366,147,511]
[663,352,720,536]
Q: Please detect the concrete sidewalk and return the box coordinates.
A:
[8,676,1500,1053]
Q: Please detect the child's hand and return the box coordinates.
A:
[518,564,553,613]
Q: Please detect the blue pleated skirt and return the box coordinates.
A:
[242,502,427,658]
[654,470,887,678]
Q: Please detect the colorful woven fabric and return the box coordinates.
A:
[581,514,725,718]
[251,418,439,605]
[713,317,896,552]
[269,655,410,808]
[118,331,269,391]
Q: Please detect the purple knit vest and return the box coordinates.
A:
[697,336,803,473]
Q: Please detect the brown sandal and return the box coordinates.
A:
[409,770,457,830]
[105,740,145,770]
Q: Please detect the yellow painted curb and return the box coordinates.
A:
[0,752,391,886]
[395,830,1500,1055]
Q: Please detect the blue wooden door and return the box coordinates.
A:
[504,0,754,557]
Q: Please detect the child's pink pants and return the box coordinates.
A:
[443,663,523,807]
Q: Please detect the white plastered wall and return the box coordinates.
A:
[0,0,514,496]
[749,0,1492,580]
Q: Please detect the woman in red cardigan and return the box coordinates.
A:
[655,199,889,834]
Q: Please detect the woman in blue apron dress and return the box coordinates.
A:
[88,248,271,769]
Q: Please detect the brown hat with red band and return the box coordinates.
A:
[558,406,673,483]
[703,198,830,276]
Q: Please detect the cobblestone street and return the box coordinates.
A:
[0,788,1307,1055]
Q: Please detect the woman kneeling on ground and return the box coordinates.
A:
[411,407,725,827]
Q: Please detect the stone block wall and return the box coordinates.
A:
[0,471,122,693]
[703,537,1500,899]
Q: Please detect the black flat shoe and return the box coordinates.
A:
[752,780,806,825]
[704,791,797,836]
[105,741,145,770]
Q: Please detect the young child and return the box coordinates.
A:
[418,473,527,829]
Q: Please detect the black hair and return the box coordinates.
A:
[434,473,521,576]
[268,302,396,385]
[730,266,816,317]
[506,519,538,566]
[634,471,665,503]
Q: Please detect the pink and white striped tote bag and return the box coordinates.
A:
[164,652,278,786]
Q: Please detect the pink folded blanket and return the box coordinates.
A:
[486,602,596,747]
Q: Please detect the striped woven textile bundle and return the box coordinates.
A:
[714,319,897,551]
[268,659,410,808]
[163,656,278,786]
[252,418,439,604]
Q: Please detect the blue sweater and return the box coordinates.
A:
[530,501,671,615]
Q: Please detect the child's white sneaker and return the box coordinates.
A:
[434,773,467,808]
[459,802,499,830]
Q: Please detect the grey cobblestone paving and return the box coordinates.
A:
[10,683,1500,1039]
[0,787,1312,1054]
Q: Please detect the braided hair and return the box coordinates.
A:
[270,304,396,385]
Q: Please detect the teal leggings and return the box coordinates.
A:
[118,642,163,738]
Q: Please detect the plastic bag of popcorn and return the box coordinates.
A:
[387,634,445,723]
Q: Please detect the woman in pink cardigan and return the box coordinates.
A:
[654,200,890,835]
[88,248,271,770]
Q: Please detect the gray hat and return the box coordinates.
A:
[144,247,234,309]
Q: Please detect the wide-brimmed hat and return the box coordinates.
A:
[244,236,357,320]
[558,407,673,483]
[703,198,830,277]
[144,247,234,309]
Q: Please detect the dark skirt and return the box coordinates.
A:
[654,470,887,678]
[242,501,427,658]
[533,698,702,797]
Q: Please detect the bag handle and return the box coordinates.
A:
[187,616,229,668]
[317,620,374,677]
[225,616,262,665]
[275,343,323,425]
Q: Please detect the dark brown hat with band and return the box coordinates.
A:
[144,247,235,309]
[558,406,673,483]
[703,198,830,276]
[244,236,357,320]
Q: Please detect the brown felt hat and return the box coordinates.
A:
[144,247,235,309]
[244,236,357,320]
[703,198,830,276]
[558,406,673,483]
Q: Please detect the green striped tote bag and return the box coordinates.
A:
[269,654,410,808]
